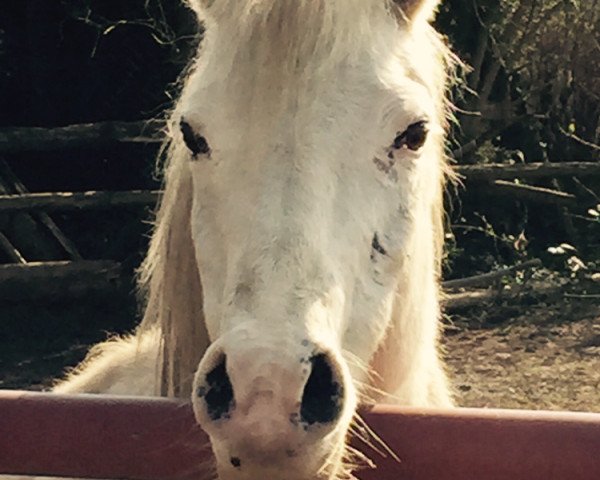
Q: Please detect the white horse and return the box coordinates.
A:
[53,0,456,479]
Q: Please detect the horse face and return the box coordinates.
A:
[176,0,445,478]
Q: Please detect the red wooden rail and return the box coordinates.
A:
[1,390,599,480]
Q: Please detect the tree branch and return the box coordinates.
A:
[443,259,542,291]
[488,180,578,208]
[559,127,600,152]
[444,284,562,311]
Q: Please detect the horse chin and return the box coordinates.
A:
[210,430,348,480]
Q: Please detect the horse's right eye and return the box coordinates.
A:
[180,119,210,158]
[393,121,429,151]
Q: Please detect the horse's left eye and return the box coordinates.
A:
[393,121,429,151]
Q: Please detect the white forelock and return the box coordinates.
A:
[187,0,441,66]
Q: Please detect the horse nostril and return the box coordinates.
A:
[300,353,343,425]
[202,355,235,421]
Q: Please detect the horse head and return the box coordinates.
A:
[139,1,453,478]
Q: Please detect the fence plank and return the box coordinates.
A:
[0,391,599,480]
[0,120,164,153]
[0,231,26,263]
[456,162,600,181]
[0,260,124,301]
[0,190,160,212]
[0,159,82,260]
[0,177,66,261]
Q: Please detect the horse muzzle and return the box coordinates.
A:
[191,328,352,476]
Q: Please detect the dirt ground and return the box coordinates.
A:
[445,299,600,413]
[1,295,599,414]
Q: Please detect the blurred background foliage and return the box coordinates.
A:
[0,0,598,279]
[436,0,599,279]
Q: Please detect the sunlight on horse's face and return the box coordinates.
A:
[178,1,445,478]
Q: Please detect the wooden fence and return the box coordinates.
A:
[2,391,600,480]
[0,120,598,303]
